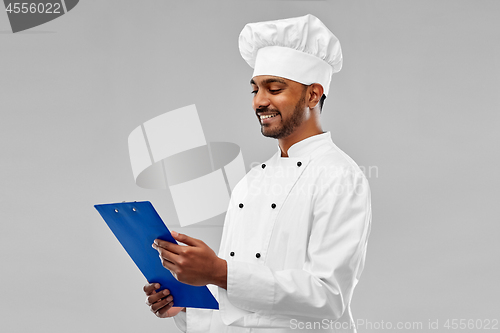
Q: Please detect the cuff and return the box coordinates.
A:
[173,310,187,332]
[185,308,213,333]
[226,260,274,313]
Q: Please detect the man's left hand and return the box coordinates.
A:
[153,231,227,289]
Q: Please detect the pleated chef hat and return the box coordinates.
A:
[239,14,342,96]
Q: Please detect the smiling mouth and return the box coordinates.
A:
[260,114,279,120]
[259,113,279,124]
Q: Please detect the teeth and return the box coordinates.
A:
[260,114,278,120]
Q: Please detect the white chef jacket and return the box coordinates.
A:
[174,131,371,333]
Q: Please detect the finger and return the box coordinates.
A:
[146,288,171,306]
[153,239,184,255]
[157,247,180,265]
[156,301,175,318]
[171,231,201,247]
[151,295,173,313]
[160,255,177,272]
[143,283,161,296]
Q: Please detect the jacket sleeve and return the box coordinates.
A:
[173,308,214,333]
[221,169,371,325]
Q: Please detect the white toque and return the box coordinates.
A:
[239,14,342,96]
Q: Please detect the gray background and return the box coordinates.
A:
[1,1,499,332]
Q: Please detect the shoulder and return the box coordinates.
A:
[308,141,367,184]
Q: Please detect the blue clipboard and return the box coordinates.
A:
[94,201,219,309]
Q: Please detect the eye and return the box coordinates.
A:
[251,90,258,95]
[269,89,282,94]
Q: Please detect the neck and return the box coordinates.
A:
[278,125,324,157]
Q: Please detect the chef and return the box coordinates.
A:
[144,14,371,333]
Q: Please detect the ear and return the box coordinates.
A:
[307,83,324,109]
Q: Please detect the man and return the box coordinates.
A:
[144,14,371,332]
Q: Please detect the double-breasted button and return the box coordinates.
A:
[230,252,235,257]
[255,253,261,258]
[271,203,276,209]
[262,164,266,169]
[239,203,244,208]
[297,161,302,167]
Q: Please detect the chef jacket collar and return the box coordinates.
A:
[278,131,331,158]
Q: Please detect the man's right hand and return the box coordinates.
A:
[144,283,185,318]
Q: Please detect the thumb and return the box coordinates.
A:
[171,231,199,247]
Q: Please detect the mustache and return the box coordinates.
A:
[256,106,280,114]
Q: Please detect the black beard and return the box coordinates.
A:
[260,91,307,139]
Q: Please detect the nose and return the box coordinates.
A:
[252,90,270,111]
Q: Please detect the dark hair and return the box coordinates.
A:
[319,94,326,112]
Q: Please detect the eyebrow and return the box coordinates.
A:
[250,78,288,86]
